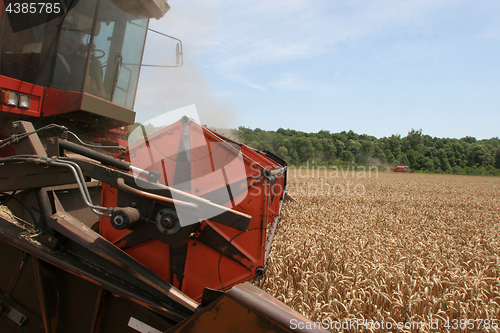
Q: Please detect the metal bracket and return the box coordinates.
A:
[0,299,28,327]
[10,121,47,157]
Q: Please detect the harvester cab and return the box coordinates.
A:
[1,0,170,141]
[0,1,325,332]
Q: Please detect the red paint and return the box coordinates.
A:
[0,75,43,117]
[41,88,83,117]
[390,164,414,173]
[93,127,128,147]
[100,120,287,301]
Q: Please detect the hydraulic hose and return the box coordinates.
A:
[59,139,131,171]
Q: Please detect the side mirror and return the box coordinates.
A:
[176,42,183,66]
[141,28,183,68]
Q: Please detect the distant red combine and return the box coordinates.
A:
[390,164,414,173]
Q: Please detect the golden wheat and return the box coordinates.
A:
[261,170,500,332]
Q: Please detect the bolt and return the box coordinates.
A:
[255,266,266,279]
[47,236,54,243]
[160,215,173,229]
[113,215,124,226]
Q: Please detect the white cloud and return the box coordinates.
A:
[157,0,462,91]
[135,0,467,126]
[270,72,340,94]
[478,25,500,40]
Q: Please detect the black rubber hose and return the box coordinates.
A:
[59,140,131,171]
[2,193,39,229]
[0,191,17,205]
[0,155,38,163]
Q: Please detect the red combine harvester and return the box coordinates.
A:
[0,0,325,332]
[390,164,414,173]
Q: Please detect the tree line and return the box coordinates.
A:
[231,127,500,176]
[127,123,500,176]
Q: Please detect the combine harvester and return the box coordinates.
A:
[390,164,414,173]
[0,0,327,331]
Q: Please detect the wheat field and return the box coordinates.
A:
[261,169,500,332]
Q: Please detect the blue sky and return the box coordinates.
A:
[134,0,500,140]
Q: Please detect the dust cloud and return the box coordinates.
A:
[134,60,236,130]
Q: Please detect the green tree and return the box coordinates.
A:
[334,140,346,155]
[495,149,500,169]
[347,130,358,141]
[400,153,409,166]
[421,156,435,171]
[406,149,421,170]
[231,126,499,174]
[437,148,451,172]
[320,138,336,161]
[404,128,423,151]
[387,135,402,161]
[309,137,323,159]
[374,146,387,164]
[444,146,456,167]
[333,132,348,144]
[360,140,374,156]
[424,147,437,158]
[293,137,315,163]
[385,149,395,165]
[276,146,289,161]
[248,140,260,150]
[270,133,285,152]
[347,140,361,156]
[317,129,331,139]
[341,150,354,162]
[289,149,299,164]
[469,145,492,167]
[462,136,477,144]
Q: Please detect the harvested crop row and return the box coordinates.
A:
[261,170,500,332]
